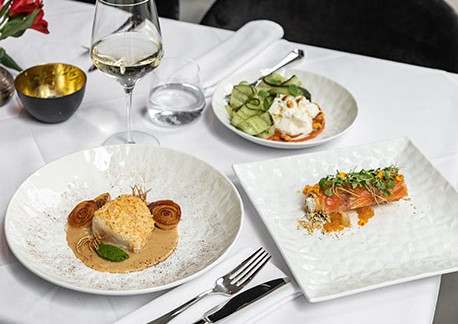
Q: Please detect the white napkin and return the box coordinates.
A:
[195,20,284,90]
[114,248,301,324]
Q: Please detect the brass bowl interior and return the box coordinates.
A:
[15,63,87,98]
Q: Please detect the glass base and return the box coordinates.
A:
[103,131,160,146]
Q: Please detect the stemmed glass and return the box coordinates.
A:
[90,0,163,145]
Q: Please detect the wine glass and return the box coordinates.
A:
[90,0,163,145]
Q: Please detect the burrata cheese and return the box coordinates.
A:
[269,95,320,136]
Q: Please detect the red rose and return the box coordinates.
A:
[0,1,5,8]
[30,8,48,34]
[8,0,43,17]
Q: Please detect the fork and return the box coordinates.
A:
[218,48,305,100]
[146,247,271,324]
[250,48,305,87]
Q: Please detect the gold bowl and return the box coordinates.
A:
[14,63,87,123]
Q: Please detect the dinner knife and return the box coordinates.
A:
[192,277,289,324]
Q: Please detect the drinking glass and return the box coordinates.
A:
[90,0,163,145]
[147,57,205,126]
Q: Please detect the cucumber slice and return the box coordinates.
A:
[282,75,302,86]
[229,84,253,107]
[225,105,235,117]
[258,125,275,138]
[231,105,261,126]
[262,73,286,86]
[245,98,263,110]
[267,86,291,96]
[236,112,272,135]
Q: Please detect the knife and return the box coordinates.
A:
[192,277,290,324]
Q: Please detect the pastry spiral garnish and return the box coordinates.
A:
[148,200,181,230]
[68,200,98,227]
[93,192,111,208]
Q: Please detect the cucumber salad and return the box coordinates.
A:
[225,73,325,142]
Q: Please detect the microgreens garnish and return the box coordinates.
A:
[318,166,402,198]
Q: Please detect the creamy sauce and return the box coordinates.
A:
[66,224,178,273]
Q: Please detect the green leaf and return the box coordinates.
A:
[324,188,333,197]
[383,170,390,179]
[376,182,386,190]
[384,190,392,197]
[0,10,39,40]
[387,179,394,189]
[262,96,272,111]
[0,1,11,18]
[288,84,299,96]
[96,243,129,262]
[0,48,22,71]
[258,89,269,98]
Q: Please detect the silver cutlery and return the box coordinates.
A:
[216,48,305,99]
[147,247,271,324]
[250,48,305,87]
[192,277,290,324]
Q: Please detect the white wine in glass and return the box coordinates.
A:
[91,0,163,145]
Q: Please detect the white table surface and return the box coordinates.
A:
[1,0,457,323]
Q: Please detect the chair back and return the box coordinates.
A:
[72,0,179,20]
[201,0,458,73]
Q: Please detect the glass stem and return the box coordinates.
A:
[124,85,135,144]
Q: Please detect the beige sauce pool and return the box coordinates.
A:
[66,225,178,273]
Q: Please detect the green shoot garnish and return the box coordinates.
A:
[318,166,402,198]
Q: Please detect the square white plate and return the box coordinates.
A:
[233,137,458,302]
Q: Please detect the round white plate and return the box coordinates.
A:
[212,69,358,149]
[4,145,243,295]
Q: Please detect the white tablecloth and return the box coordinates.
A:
[1,0,457,323]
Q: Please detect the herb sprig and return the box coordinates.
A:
[318,166,403,198]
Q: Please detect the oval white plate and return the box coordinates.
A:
[212,69,358,149]
[4,145,243,295]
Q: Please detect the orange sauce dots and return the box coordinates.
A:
[356,206,375,226]
[303,184,320,195]
[323,212,351,233]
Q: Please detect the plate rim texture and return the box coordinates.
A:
[233,137,458,302]
[5,144,243,295]
[212,68,358,149]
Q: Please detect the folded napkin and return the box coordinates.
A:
[195,20,284,90]
[114,248,301,324]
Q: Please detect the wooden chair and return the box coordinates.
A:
[200,0,458,73]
